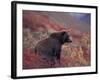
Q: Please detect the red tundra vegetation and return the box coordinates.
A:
[23,11,91,69]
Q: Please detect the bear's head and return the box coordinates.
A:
[50,31,72,44]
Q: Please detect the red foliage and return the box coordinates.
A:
[23,11,91,69]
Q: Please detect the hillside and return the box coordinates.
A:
[23,10,91,69]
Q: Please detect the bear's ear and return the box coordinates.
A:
[61,31,66,36]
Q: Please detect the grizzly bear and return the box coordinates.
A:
[35,31,72,67]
